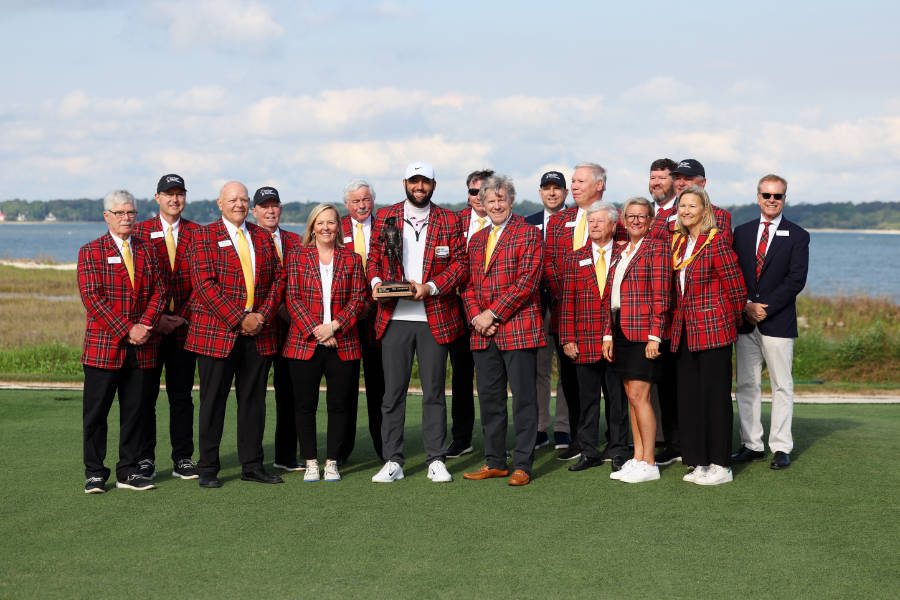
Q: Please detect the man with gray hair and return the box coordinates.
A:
[78,190,166,493]
[560,201,630,472]
[544,162,615,461]
[339,179,384,462]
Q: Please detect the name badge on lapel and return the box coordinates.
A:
[578,258,592,267]
[218,239,233,248]
[150,231,165,239]
[535,223,543,230]
[343,236,353,244]
[435,246,450,258]
[776,230,789,237]
[667,215,677,222]
[107,256,122,264]
[565,221,577,228]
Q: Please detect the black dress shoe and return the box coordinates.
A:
[568,455,605,471]
[731,446,766,463]
[770,451,791,470]
[611,455,628,472]
[198,475,222,488]
[241,469,284,484]
[654,446,682,466]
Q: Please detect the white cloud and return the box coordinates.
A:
[169,86,227,113]
[622,76,690,102]
[152,0,283,51]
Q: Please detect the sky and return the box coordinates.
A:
[1,0,898,208]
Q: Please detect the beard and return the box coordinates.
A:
[650,186,673,205]
[405,185,434,208]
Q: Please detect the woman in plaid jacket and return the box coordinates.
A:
[283,203,367,483]
[670,186,745,486]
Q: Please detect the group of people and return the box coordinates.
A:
[78,157,809,493]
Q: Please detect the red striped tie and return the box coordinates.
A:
[756,221,772,279]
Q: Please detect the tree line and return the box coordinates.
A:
[2,197,899,230]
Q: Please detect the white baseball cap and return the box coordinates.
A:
[404,161,435,180]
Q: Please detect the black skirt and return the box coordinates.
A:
[611,313,665,383]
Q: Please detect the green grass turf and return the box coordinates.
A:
[0,390,897,599]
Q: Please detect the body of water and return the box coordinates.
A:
[1,222,898,301]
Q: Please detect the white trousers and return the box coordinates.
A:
[734,328,795,454]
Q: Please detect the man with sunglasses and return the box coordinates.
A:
[731,174,809,471]
[446,169,494,459]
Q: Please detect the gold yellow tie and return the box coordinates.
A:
[484,226,499,272]
[236,228,255,310]
[573,212,587,251]
[354,223,366,273]
[121,240,135,288]
[272,232,283,265]
[595,248,606,294]
[165,226,176,311]
[476,217,486,231]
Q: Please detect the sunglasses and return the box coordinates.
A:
[760,193,785,200]
[468,188,480,196]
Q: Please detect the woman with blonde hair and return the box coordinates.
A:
[282,203,366,482]
[669,186,745,485]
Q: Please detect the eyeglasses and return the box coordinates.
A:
[468,188,480,196]
[107,210,137,219]
[623,214,650,222]
[759,193,785,200]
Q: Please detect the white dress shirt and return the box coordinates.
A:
[221,217,256,276]
[754,213,783,258]
[319,259,333,326]
[159,215,181,245]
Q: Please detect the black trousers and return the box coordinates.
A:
[448,331,475,446]
[472,342,538,474]
[288,346,360,461]
[197,336,272,476]
[575,359,629,460]
[272,354,298,466]
[656,341,680,452]
[82,347,146,482]
[555,342,581,443]
[338,320,384,462]
[675,338,733,467]
[139,330,196,464]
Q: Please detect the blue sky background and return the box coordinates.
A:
[1,0,898,207]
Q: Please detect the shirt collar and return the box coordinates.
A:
[221,217,247,238]
[761,213,783,228]
[656,198,675,213]
[352,215,372,228]
[160,215,181,233]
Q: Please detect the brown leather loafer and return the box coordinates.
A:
[508,469,530,486]
[462,465,510,480]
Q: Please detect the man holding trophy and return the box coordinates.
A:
[368,161,467,484]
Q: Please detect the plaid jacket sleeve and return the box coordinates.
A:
[714,205,733,245]
[559,244,606,363]
[671,234,745,352]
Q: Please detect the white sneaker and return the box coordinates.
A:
[372,461,404,483]
[610,458,638,480]
[323,460,341,482]
[620,461,661,483]
[426,460,452,483]
[683,466,707,482]
[696,464,733,486]
[303,461,320,482]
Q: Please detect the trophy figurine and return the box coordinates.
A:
[373,216,415,298]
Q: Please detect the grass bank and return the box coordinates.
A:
[0,264,897,390]
[1,390,897,599]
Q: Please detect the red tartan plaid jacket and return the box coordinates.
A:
[77,232,166,369]
[272,228,302,346]
[132,216,200,347]
[461,215,545,351]
[669,231,745,352]
[368,201,466,345]
[282,246,366,361]
[601,236,672,342]
[184,219,284,358]
[341,215,379,346]
[559,243,611,364]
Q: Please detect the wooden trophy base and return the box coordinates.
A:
[374,280,416,299]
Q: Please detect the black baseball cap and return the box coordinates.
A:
[157,174,186,193]
[673,159,705,178]
[253,186,281,206]
[540,171,567,188]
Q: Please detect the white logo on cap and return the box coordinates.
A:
[678,161,690,168]
[166,176,182,183]
[260,189,275,196]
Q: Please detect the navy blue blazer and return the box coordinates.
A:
[525,210,553,313]
[733,215,809,338]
